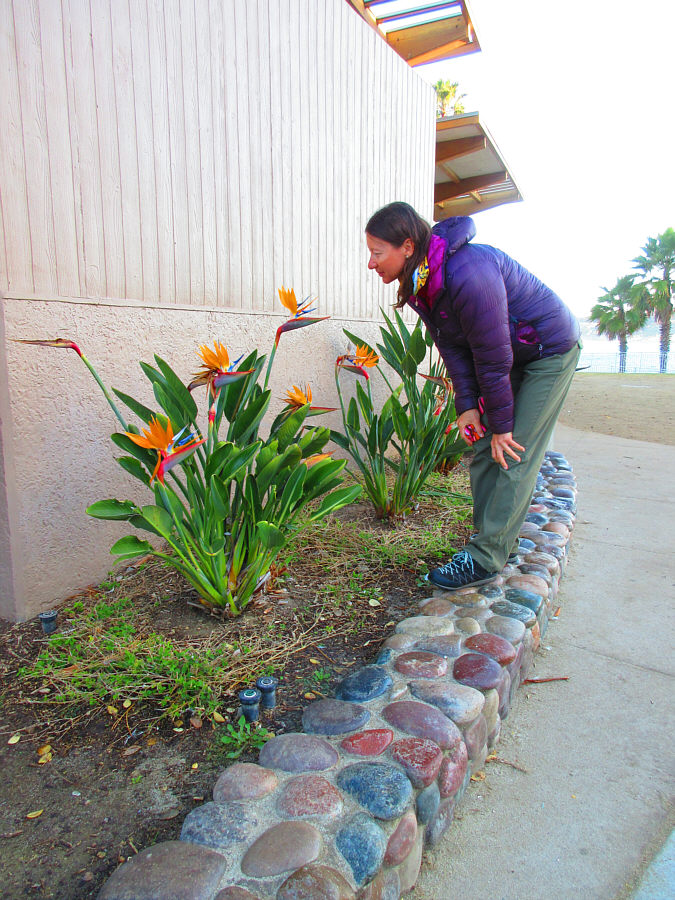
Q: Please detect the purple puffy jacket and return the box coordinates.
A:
[408,216,580,434]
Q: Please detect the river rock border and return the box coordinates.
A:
[98,451,576,900]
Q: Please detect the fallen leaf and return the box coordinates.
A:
[37,751,52,764]
[173,727,184,733]
[368,599,381,607]
[470,771,486,782]
[123,700,132,709]
[304,692,316,700]
[309,658,320,665]
[37,744,52,756]
[191,763,199,770]
[212,712,225,724]
[106,705,118,716]
[189,716,202,729]
[26,810,44,819]
[7,734,20,745]
[122,746,140,757]
[146,737,157,746]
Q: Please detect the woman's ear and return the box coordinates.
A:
[403,238,415,259]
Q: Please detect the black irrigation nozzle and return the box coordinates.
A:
[238,688,261,723]
[256,675,279,709]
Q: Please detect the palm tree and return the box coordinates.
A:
[633,228,675,373]
[589,276,647,373]
[433,79,466,118]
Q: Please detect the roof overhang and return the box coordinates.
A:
[346,0,480,66]
[434,113,522,219]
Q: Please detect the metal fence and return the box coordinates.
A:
[577,351,675,374]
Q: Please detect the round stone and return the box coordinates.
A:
[395,616,454,636]
[485,614,526,644]
[552,487,575,499]
[215,888,261,900]
[390,737,444,788]
[276,864,355,900]
[356,869,401,900]
[517,537,536,552]
[505,587,545,614]
[398,825,424,892]
[98,842,227,900]
[384,633,417,650]
[455,616,481,635]
[384,810,417,865]
[416,780,440,825]
[438,741,468,798]
[337,763,413,820]
[180,801,258,851]
[462,714,488,760]
[414,634,463,658]
[427,797,457,846]
[489,600,537,627]
[302,699,370,736]
[525,512,548,526]
[478,584,504,600]
[382,700,462,749]
[341,728,394,757]
[408,680,484,725]
[241,822,321,877]
[519,563,552,584]
[335,814,386,887]
[453,653,503,690]
[531,530,566,548]
[506,573,549,597]
[335,666,393,703]
[464,633,516,665]
[277,775,343,818]
[394,651,448,678]
[259,733,338,772]
[544,521,570,539]
[523,551,560,574]
[420,597,457,617]
[375,648,394,665]
[212,763,277,802]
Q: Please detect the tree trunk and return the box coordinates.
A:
[658,308,672,373]
[619,334,628,373]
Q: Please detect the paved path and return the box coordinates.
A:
[413,424,675,900]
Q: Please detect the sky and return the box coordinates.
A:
[415,0,675,318]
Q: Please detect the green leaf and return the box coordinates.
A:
[139,505,175,539]
[116,456,151,485]
[154,355,199,422]
[255,521,285,551]
[111,432,156,465]
[110,535,153,559]
[342,329,376,356]
[231,391,271,444]
[409,323,427,365]
[308,485,362,521]
[274,404,309,451]
[86,499,136,521]
[346,397,360,432]
[329,430,351,451]
[112,390,157,424]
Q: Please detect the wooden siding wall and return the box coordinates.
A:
[0,0,435,319]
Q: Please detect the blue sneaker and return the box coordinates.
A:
[428,549,497,591]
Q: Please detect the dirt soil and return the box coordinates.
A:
[558,373,675,445]
[0,497,468,900]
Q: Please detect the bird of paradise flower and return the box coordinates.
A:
[280,383,336,416]
[125,416,205,484]
[335,344,380,380]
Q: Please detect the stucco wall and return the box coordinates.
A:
[1,294,395,619]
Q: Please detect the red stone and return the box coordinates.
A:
[438,741,468,798]
[531,620,541,651]
[340,729,394,757]
[507,573,549,596]
[382,701,461,750]
[390,737,443,788]
[394,651,447,678]
[241,822,321,877]
[212,762,278,802]
[276,864,355,899]
[464,633,517,665]
[277,775,343,817]
[453,652,502,690]
[462,714,488,760]
[384,809,417,865]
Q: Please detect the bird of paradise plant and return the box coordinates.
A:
[332,309,464,520]
[17,291,360,616]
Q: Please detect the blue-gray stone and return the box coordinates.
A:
[525,513,548,526]
[519,564,552,583]
[416,781,440,824]
[180,801,258,852]
[490,600,537,627]
[337,763,413,820]
[517,538,536,552]
[375,648,394,665]
[552,487,575,499]
[302,699,370,736]
[335,814,386,886]
[335,666,393,703]
[478,584,504,600]
[505,588,544,614]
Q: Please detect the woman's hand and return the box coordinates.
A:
[456,409,484,445]
[491,432,525,470]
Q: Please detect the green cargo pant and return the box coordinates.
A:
[466,341,581,573]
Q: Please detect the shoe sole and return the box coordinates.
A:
[424,572,498,592]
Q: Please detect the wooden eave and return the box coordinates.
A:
[434,113,522,219]
[346,0,480,66]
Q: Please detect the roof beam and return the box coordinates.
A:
[435,171,507,203]
[406,36,473,66]
[435,135,486,163]
[376,3,462,26]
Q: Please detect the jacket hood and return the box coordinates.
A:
[431,216,476,255]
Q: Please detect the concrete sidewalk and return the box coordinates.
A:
[413,424,675,900]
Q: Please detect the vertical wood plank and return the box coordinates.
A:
[245,0,264,311]
[267,0,283,311]
[91,0,126,298]
[12,0,57,294]
[128,0,159,301]
[38,0,80,296]
[194,0,216,305]
[235,0,252,309]
[164,0,190,304]
[110,0,143,300]
[209,0,229,306]
[147,0,175,302]
[0,2,34,291]
[68,0,106,296]
[313,0,327,310]
[222,0,241,306]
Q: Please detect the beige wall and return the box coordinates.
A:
[0,0,435,620]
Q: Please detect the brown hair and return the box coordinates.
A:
[366,202,432,308]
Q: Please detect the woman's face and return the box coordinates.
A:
[366,233,414,284]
